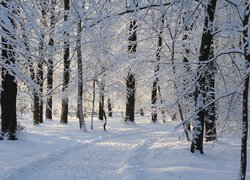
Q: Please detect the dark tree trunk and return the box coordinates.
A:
[157,85,166,122]
[151,77,158,122]
[91,79,96,129]
[240,74,248,180]
[34,2,46,124]
[60,0,70,124]
[98,81,105,120]
[107,98,112,117]
[191,0,217,154]
[77,19,86,131]
[38,61,43,124]
[1,59,17,140]
[1,1,17,140]
[151,15,164,123]
[46,0,56,120]
[99,99,107,131]
[33,93,40,125]
[182,17,193,136]
[125,16,137,122]
[38,2,47,124]
[125,72,135,122]
[204,44,217,141]
[239,2,249,179]
[33,60,42,125]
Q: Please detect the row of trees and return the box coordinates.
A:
[0,0,249,179]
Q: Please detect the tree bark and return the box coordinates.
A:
[99,99,107,131]
[151,76,158,122]
[34,1,46,124]
[33,93,40,124]
[151,15,164,123]
[38,59,43,124]
[1,56,17,140]
[107,98,112,117]
[1,1,17,140]
[46,0,56,120]
[125,72,135,122]
[182,17,193,136]
[60,0,70,124]
[239,2,249,179]
[91,79,96,129]
[98,80,105,120]
[157,85,166,122]
[204,45,217,141]
[191,0,217,154]
[77,19,87,131]
[125,16,137,122]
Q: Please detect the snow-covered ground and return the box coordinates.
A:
[0,114,249,180]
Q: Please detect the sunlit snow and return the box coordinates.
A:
[0,114,249,180]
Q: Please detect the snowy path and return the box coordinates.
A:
[0,116,249,180]
[4,126,160,180]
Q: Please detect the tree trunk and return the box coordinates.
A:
[191,0,217,154]
[151,15,164,123]
[1,58,17,140]
[99,99,107,131]
[125,16,137,122]
[33,58,42,125]
[60,0,70,124]
[35,1,46,124]
[125,72,135,122]
[77,19,86,131]
[151,77,158,122]
[1,1,17,140]
[107,98,112,117]
[204,46,217,141]
[98,81,105,120]
[38,60,43,123]
[91,79,96,129]
[240,72,249,180]
[46,0,56,120]
[182,17,192,136]
[157,85,166,122]
[39,3,47,124]
[33,93,40,124]
[239,2,249,179]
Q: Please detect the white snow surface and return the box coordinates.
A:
[0,114,249,180]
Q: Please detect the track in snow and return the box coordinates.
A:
[4,123,167,180]
[1,117,248,180]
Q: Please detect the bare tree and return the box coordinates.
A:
[60,0,70,124]
[151,14,164,123]
[0,1,17,140]
[239,1,249,179]
[46,0,56,120]
[76,17,87,131]
[107,98,112,117]
[125,0,138,123]
[191,0,217,154]
[98,78,105,120]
